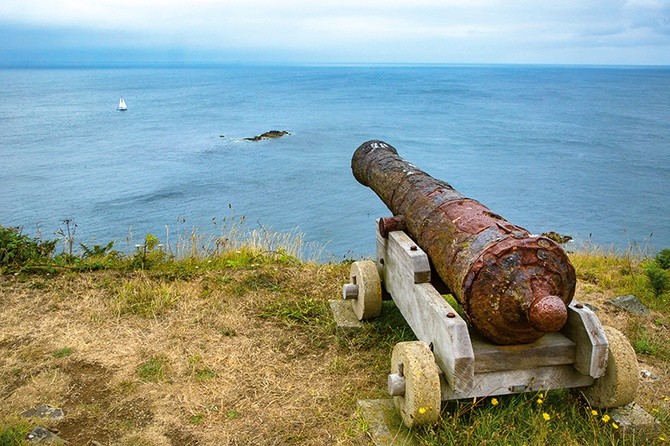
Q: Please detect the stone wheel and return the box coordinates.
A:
[350,260,382,320]
[582,326,639,408]
[391,341,441,428]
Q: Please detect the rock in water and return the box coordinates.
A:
[244,130,290,141]
[541,231,573,244]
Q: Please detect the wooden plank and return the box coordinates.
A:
[380,229,432,284]
[471,332,576,373]
[441,364,595,400]
[376,226,475,394]
[560,302,608,378]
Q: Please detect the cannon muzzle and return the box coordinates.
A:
[352,140,576,345]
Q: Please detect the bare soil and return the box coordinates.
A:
[0,264,667,445]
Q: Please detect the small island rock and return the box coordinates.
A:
[541,231,573,244]
[244,130,290,141]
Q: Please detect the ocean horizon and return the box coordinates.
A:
[1,63,668,260]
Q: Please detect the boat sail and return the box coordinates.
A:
[117,98,127,111]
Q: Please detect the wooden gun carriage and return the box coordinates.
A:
[342,140,639,428]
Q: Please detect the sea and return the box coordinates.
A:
[1,64,669,261]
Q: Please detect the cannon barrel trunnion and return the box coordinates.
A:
[342,140,639,429]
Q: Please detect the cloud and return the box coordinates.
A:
[0,0,668,64]
[624,0,670,34]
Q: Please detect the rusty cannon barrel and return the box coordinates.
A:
[352,140,576,345]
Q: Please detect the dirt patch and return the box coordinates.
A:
[165,428,200,446]
[61,360,112,406]
[32,359,155,444]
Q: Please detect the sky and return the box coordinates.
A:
[1,0,669,66]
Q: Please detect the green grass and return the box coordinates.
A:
[414,391,627,446]
[569,247,670,312]
[190,414,204,425]
[0,418,32,446]
[114,278,178,318]
[187,355,217,382]
[137,355,170,383]
[259,296,329,325]
[569,246,670,364]
[346,300,416,350]
[225,410,241,420]
[53,346,74,358]
[627,319,670,360]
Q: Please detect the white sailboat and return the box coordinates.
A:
[117,98,127,111]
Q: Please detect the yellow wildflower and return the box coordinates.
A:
[591,410,598,416]
[612,422,619,429]
[664,396,670,402]
[601,414,611,423]
[418,407,428,415]
[537,398,543,405]
[491,398,499,406]
[659,436,666,442]
[542,413,551,421]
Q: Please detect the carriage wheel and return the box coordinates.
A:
[582,326,639,408]
[391,341,441,428]
[348,260,382,320]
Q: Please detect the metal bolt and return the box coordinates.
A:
[410,245,418,251]
[574,302,584,309]
[342,284,359,300]
[388,373,406,397]
[447,312,456,318]
[379,258,385,265]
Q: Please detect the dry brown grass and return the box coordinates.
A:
[0,262,392,445]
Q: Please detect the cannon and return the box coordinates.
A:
[342,140,638,428]
[352,139,575,345]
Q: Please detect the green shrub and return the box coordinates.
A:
[646,262,670,297]
[0,225,56,272]
[80,240,117,258]
[657,249,670,269]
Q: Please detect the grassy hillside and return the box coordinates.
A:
[1,225,669,445]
